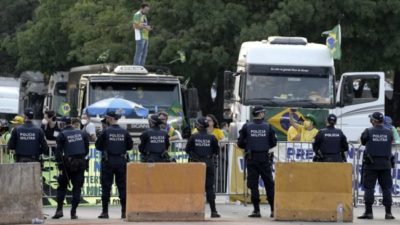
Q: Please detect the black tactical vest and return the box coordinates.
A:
[144,128,168,154]
[104,125,129,155]
[15,123,41,156]
[62,128,86,156]
[246,122,270,152]
[320,128,342,154]
[191,132,214,157]
[366,126,392,157]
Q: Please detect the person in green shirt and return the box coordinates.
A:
[133,3,152,66]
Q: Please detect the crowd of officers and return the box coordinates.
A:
[3,106,397,221]
[5,108,222,219]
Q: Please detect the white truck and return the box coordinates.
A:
[0,77,20,117]
[72,65,197,137]
[224,36,386,142]
[43,71,69,116]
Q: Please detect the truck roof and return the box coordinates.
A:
[81,73,180,84]
[238,40,333,67]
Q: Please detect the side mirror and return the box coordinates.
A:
[185,87,200,118]
[223,70,235,101]
[69,88,78,117]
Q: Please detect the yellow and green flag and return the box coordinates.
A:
[322,24,341,60]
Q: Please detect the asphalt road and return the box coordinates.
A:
[40,204,399,225]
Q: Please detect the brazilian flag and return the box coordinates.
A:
[58,102,71,116]
[322,24,341,60]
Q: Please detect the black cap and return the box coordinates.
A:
[105,111,121,120]
[24,108,34,119]
[196,116,209,128]
[369,112,384,122]
[149,114,163,126]
[60,116,71,124]
[252,105,265,115]
[326,114,337,124]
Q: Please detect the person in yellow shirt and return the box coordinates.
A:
[289,110,318,142]
[206,114,225,141]
[192,114,225,141]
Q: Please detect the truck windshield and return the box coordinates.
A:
[244,66,334,108]
[54,82,67,116]
[89,82,180,112]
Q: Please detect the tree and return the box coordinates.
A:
[2,0,75,74]
[0,0,38,73]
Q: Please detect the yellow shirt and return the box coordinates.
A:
[211,128,225,141]
[298,125,318,142]
[192,128,225,141]
[287,126,300,142]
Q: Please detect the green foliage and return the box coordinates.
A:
[3,0,400,118]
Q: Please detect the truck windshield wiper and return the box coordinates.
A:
[246,98,279,106]
[285,99,321,108]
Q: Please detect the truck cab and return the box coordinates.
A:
[224,37,385,142]
[43,71,69,116]
[77,65,185,137]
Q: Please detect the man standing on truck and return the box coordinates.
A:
[237,105,277,218]
[133,3,152,66]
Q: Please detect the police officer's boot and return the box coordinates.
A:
[52,205,64,219]
[209,200,220,218]
[248,203,261,218]
[70,204,78,220]
[358,204,373,219]
[121,207,126,219]
[98,211,109,219]
[385,206,395,220]
[270,204,274,218]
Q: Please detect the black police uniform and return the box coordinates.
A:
[360,124,393,217]
[237,118,277,217]
[95,123,133,218]
[8,121,48,162]
[53,125,89,219]
[139,126,170,162]
[313,126,348,162]
[185,129,220,216]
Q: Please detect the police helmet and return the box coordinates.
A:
[24,108,34,119]
[326,114,337,124]
[149,114,163,126]
[369,112,384,123]
[195,117,209,129]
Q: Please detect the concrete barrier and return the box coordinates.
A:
[0,163,43,224]
[274,162,353,222]
[126,163,206,221]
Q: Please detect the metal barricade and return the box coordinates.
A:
[3,140,398,207]
[353,144,400,207]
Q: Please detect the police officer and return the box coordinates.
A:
[8,108,48,162]
[185,117,221,218]
[358,112,395,220]
[312,114,348,162]
[237,105,277,218]
[96,111,133,219]
[52,117,89,220]
[139,114,170,162]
